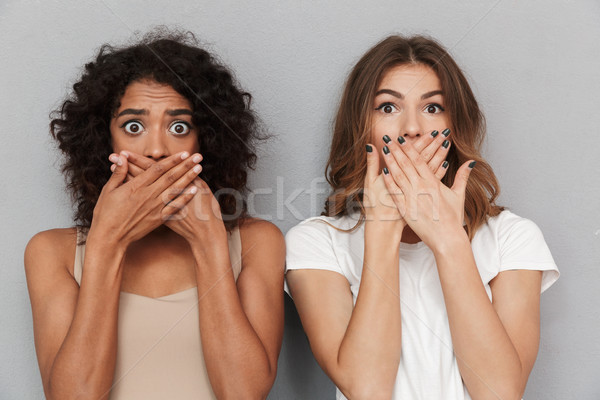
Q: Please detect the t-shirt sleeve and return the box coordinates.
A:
[285,219,344,275]
[284,219,348,297]
[497,215,559,293]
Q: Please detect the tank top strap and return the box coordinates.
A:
[73,227,86,286]
[228,226,243,281]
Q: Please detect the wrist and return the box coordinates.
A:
[364,217,406,242]
[431,226,470,257]
[86,226,129,256]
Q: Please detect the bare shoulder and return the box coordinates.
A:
[238,217,285,270]
[25,228,78,278]
[239,217,284,248]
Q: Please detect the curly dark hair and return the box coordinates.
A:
[50,28,264,232]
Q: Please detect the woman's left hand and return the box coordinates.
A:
[380,137,475,251]
[109,151,227,247]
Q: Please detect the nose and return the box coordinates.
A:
[401,109,421,139]
[143,128,168,160]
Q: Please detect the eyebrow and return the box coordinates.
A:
[374,89,444,100]
[166,109,193,116]
[117,108,148,117]
[420,90,443,100]
[116,108,193,117]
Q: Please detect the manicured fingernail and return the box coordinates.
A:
[442,140,450,149]
[190,186,198,194]
[193,164,202,173]
[117,156,123,166]
[192,154,202,163]
[383,167,389,175]
[469,161,476,168]
[383,135,391,144]
[181,152,190,160]
[109,154,119,163]
[120,150,129,158]
[442,128,451,137]
[397,136,406,144]
[442,161,449,168]
[431,130,439,138]
[366,144,373,153]
[110,164,116,172]
[383,146,390,155]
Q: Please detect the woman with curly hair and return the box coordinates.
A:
[24,30,284,400]
[285,35,559,399]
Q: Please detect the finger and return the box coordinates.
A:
[384,138,420,184]
[125,151,162,171]
[451,160,476,195]
[127,162,146,178]
[394,137,434,180]
[412,129,440,154]
[382,144,411,192]
[422,128,450,161]
[161,185,198,221]
[104,153,129,191]
[365,144,379,183]
[110,157,146,178]
[382,167,406,216]
[434,160,450,180]
[135,151,198,189]
[427,139,451,176]
[157,160,203,204]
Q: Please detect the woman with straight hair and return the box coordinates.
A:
[25,30,284,400]
[285,35,559,399]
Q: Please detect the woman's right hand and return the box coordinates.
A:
[87,151,202,249]
[363,144,404,228]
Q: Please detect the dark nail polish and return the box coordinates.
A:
[442,140,449,149]
[431,130,439,138]
[366,144,373,153]
[442,128,451,137]
[383,146,390,155]
[469,161,477,168]
[383,167,389,175]
[442,161,449,168]
[383,135,391,144]
[397,136,406,144]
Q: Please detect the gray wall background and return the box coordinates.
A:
[1,0,599,398]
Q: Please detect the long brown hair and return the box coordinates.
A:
[324,35,503,239]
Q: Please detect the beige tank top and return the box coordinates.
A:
[73,228,243,400]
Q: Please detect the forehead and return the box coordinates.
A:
[377,64,441,92]
[117,80,192,108]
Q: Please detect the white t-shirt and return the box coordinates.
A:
[285,210,559,400]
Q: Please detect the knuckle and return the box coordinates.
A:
[165,171,177,184]
[152,163,166,175]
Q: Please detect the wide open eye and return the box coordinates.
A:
[122,120,144,135]
[424,103,445,114]
[169,121,192,136]
[375,102,398,114]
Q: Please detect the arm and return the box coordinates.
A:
[434,236,542,399]
[113,151,285,398]
[287,222,404,400]
[190,218,285,400]
[287,145,406,400]
[25,151,202,399]
[381,138,540,399]
[25,229,126,400]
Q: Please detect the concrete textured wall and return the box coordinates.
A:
[1,1,598,398]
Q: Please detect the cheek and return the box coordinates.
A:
[110,130,142,154]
